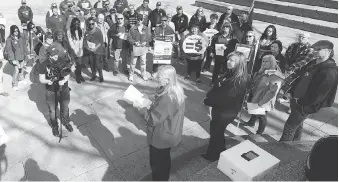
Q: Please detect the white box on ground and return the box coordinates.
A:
[217,140,280,181]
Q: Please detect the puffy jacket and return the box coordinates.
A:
[248,71,284,112]
[18,6,33,22]
[4,35,27,61]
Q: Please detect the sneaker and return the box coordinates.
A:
[201,153,219,162]
[64,123,73,132]
[52,127,59,136]
[113,71,118,76]
[184,75,190,80]
[79,76,85,82]
[13,86,18,91]
[0,134,9,146]
[90,76,96,81]
[196,79,202,85]
[128,75,134,81]
[99,77,104,83]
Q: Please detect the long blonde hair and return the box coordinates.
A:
[226,51,248,87]
[157,65,185,104]
[258,54,282,73]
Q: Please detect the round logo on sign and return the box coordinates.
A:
[183,35,208,54]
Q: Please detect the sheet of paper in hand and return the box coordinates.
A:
[247,102,266,115]
[215,44,226,56]
[203,29,218,46]
[124,85,152,109]
[87,41,96,49]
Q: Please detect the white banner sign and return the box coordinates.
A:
[203,29,218,46]
[183,35,208,54]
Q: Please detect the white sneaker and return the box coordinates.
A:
[128,75,134,81]
[142,75,148,81]
[13,86,18,91]
[278,98,289,103]
[0,134,8,146]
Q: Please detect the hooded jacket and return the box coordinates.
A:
[292,58,338,114]
[18,6,33,22]
[136,5,152,26]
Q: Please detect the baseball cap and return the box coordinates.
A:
[21,0,26,4]
[156,2,161,6]
[51,3,57,8]
[143,0,149,2]
[311,40,334,50]
[176,6,182,10]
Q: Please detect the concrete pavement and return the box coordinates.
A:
[0,0,338,181]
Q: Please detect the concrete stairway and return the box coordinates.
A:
[195,0,338,37]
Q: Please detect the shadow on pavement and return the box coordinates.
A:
[27,83,53,127]
[116,100,147,133]
[0,144,8,181]
[20,158,59,181]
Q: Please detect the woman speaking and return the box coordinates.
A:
[133,65,186,181]
[202,51,250,161]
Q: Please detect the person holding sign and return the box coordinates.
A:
[202,13,219,72]
[133,65,186,181]
[152,16,175,75]
[210,22,239,86]
[202,51,250,162]
[240,55,284,134]
[127,14,152,81]
[183,25,208,85]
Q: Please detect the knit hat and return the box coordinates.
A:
[312,40,334,50]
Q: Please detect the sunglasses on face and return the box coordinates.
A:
[104,4,109,6]
[89,23,95,25]
[246,35,253,38]
[161,19,167,21]
[14,30,19,32]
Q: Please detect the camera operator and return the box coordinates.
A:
[39,43,74,137]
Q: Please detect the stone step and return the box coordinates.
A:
[195,0,338,37]
[276,0,338,9]
[213,0,338,23]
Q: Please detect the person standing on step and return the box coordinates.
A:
[59,0,71,15]
[152,15,175,76]
[67,18,85,84]
[18,0,33,27]
[113,0,129,14]
[109,13,130,76]
[183,25,208,85]
[240,55,284,134]
[256,25,277,62]
[202,13,219,72]
[240,30,259,74]
[217,5,239,31]
[127,14,152,81]
[136,0,152,27]
[209,22,238,87]
[84,17,105,83]
[188,7,207,33]
[171,6,188,62]
[279,40,338,142]
[38,43,74,137]
[46,6,67,34]
[149,2,166,33]
[133,65,186,181]
[4,25,27,91]
[202,51,250,162]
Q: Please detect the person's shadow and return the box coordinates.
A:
[27,83,53,127]
[116,100,147,133]
[19,158,59,181]
[0,144,8,181]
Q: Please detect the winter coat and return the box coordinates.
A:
[149,9,166,28]
[292,58,338,114]
[188,15,207,33]
[171,14,189,34]
[18,6,33,22]
[139,88,185,149]
[4,35,27,61]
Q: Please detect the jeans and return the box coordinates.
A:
[46,88,70,128]
[112,48,129,72]
[149,145,171,181]
[74,56,84,80]
[88,53,103,79]
[280,99,309,141]
[12,60,25,87]
[186,59,203,79]
[203,49,214,70]
[212,56,225,83]
[247,113,267,134]
[130,53,147,77]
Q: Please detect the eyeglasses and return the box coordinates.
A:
[246,35,253,38]
[161,20,167,21]
[117,18,124,20]
[104,4,109,6]
[226,8,231,10]
[89,23,95,25]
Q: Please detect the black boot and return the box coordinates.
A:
[52,126,59,136]
[64,123,73,132]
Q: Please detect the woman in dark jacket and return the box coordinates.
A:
[269,40,286,73]
[209,22,238,86]
[241,30,259,74]
[4,25,27,90]
[202,51,250,161]
[188,7,207,33]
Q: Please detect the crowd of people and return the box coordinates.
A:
[0,0,338,181]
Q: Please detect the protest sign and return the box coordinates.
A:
[235,43,253,60]
[153,35,174,64]
[183,35,208,54]
[203,28,218,46]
